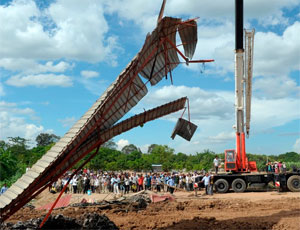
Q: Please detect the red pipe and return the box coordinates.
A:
[236,132,241,170]
[39,145,101,228]
[241,132,246,171]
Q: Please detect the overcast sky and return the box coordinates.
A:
[0,0,299,155]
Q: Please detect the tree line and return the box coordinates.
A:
[1,133,299,187]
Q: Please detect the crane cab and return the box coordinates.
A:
[224,149,237,172]
[225,149,257,172]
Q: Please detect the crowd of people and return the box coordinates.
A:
[49,169,215,196]
[266,161,286,173]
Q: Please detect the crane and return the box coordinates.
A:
[224,0,257,173]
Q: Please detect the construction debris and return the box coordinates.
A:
[2,213,118,230]
[71,190,152,213]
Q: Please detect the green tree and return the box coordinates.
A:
[147,144,159,154]
[0,148,17,181]
[29,144,53,166]
[151,145,174,164]
[36,133,59,147]
[102,139,117,150]
[127,150,142,161]
[121,144,140,154]
[7,136,29,163]
[162,162,173,172]
[278,152,300,162]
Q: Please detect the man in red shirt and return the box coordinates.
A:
[138,174,144,191]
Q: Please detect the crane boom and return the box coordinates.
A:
[245,29,255,138]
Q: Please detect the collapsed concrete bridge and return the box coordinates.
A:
[0,15,213,222]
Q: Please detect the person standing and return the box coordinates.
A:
[83,176,90,194]
[146,175,151,190]
[201,173,211,195]
[94,175,100,193]
[72,176,78,194]
[156,176,162,192]
[167,176,175,194]
[77,176,83,193]
[278,162,283,173]
[138,174,144,191]
[111,175,119,195]
[90,175,95,193]
[120,175,125,196]
[209,175,214,195]
[0,184,8,195]
[213,156,220,174]
[282,162,287,173]
[124,175,130,194]
[132,173,138,192]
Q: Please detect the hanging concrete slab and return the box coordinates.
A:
[171,118,197,141]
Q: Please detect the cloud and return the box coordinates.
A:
[205,131,236,144]
[254,21,300,77]
[253,75,300,99]
[251,97,300,131]
[6,73,73,87]
[293,138,300,153]
[278,132,300,137]
[58,116,76,128]
[0,82,5,96]
[139,144,150,153]
[0,101,35,116]
[104,0,160,32]
[0,0,120,64]
[0,101,45,142]
[78,77,108,96]
[0,59,74,74]
[116,139,129,150]
[187,21,234,75]
[191,21,300,80]
[104,0,299,33]
[140,85,233,120]
[81,70,99,79]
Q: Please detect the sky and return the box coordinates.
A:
[0,0,299,155]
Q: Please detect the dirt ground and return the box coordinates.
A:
[7,189,300,230]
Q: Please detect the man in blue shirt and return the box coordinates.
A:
[0,184,8,195]
[167,176,175,194]
[201,173,211,195]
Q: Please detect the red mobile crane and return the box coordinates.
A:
[224,0,257,173]
[210,0,300,193]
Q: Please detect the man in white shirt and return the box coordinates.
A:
[111,175,119,195]
[213,156,220,174]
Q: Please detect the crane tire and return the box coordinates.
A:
[215,179,229,193]
[287,175,300,192]
[232,178,247,193]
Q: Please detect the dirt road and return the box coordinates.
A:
[7,190,300,229]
